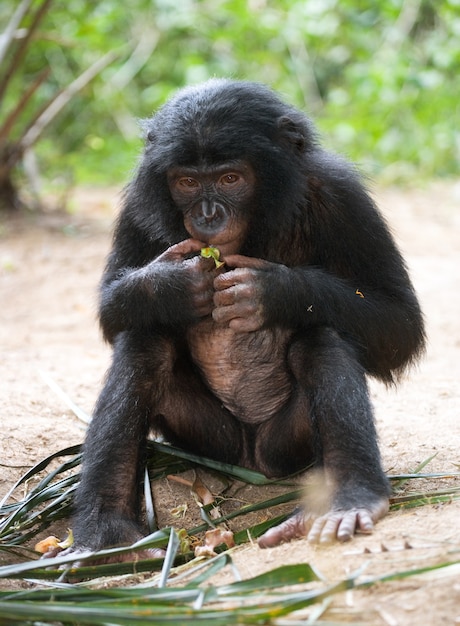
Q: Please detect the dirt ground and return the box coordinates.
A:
[0,182,459,625]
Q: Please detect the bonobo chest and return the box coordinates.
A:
[186,318,293,423]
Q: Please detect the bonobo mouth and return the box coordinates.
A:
[185,203,247,255]
[190,217,232,243]
[192,220,228,241]
[205,235,245,257]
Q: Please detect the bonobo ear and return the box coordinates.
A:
[139,118,156,143]
[277,116,306,154]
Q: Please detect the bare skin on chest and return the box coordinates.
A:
[187,318,293,423]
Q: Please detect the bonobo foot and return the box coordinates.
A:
[258,497,389,548]
[43,544,166,565]
[42,517,166,566]
[42,543,165,582]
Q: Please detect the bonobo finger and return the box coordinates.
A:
[355,509,375,534]
[213,268,248,291]
[223,254,272,270]
[307,511,343,544]
[336,511,360,542]
[213,300,263,331]
[189,267,216,293]
[213,281,253,303]
[192,292,215,318]
[213,285,237,307]
[156,239,206,262]
[212,304,240,324]
[258,512,308,549]
[134,547,167,560]
[307,508,376,544]
[336,508,375,541]
[228,317,262,333]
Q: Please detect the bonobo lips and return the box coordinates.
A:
[204,236,243,257]
[192,216,230,241]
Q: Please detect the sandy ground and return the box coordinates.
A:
[0,183,459,624]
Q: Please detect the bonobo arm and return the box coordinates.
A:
[214,161,425,383]
[98,220,213,343]
[259,261,422,382]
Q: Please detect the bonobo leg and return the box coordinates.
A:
[58,332,166,561]
[258,328,390,547]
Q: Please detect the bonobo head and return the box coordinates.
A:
[132,79,317,256]
[167,161,255,254]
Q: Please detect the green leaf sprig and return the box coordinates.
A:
[200,246,225,269]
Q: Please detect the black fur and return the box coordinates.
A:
[71,80,425,553]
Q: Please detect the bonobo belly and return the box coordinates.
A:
[186,319,294,423]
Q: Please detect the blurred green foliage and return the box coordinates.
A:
[1,0,459,188]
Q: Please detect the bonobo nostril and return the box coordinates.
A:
[201,199,216,220]
[201,200,225,223]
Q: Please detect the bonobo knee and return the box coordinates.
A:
[289,328,364,384]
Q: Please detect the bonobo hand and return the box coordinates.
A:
[213,254,275,332]
[155,239,218,319]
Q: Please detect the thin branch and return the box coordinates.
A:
[0,0,33,66]
[0,0,53,104]
[17,50,117,154]
[102,29,159,139]
[380,0,422,53]
[285,37,323,113]
[103,29,159,93]
[0,68,50,143]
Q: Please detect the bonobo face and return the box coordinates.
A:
[167,161,255,254]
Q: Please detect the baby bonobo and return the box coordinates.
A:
[52,79,425,562]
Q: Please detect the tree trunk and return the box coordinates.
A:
[0,145,23,211]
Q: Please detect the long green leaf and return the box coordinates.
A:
[148,441,277,485]
[0,530,170,580]
[0,445,81,509]
[0,577,351,625]
[218,563,321,595]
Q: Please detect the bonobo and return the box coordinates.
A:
[65,79,426,558]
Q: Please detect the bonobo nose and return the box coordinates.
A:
[201,200,221,222]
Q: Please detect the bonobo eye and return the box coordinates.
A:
[178,177,199,189]
[219,173,240,185]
